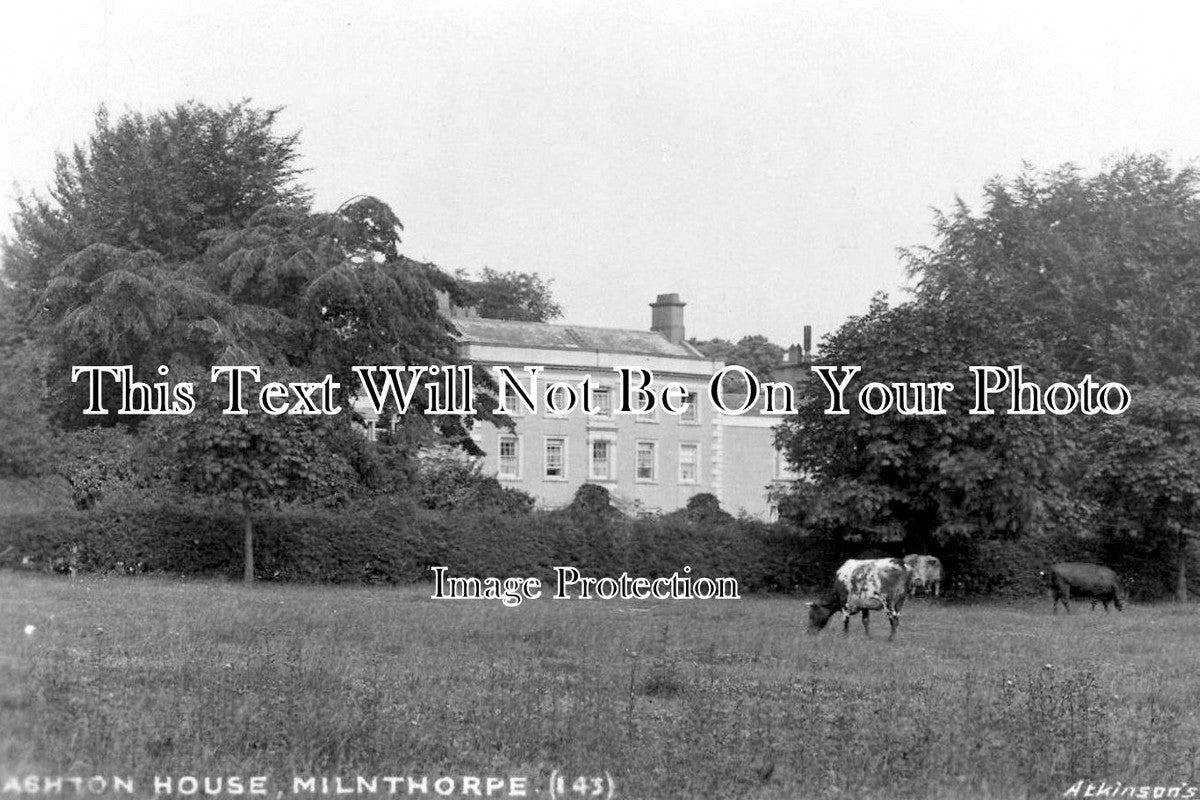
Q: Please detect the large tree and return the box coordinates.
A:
[145,376,368,583]
[906,154,1200,384]
[779,154,1200,597]
[3,101,309,315]
[774,291,1084,550]
[1087,380,1200,601]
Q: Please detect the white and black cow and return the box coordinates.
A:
[902,554,944,597]
[1042,562,1125,614]
[807,558,911,640]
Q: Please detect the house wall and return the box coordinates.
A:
[467,360,719,515]
[715,414,791,518]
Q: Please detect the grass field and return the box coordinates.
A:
[2,572,1199,800]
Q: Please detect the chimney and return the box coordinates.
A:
[803,324,812,359]
[650,293,686,344]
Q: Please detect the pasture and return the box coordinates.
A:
[1,573,1198,800]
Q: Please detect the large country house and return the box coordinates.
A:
[356,293,798,518]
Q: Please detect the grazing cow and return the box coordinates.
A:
[807,558,911,640]
[1042,562,1124,614]
[902,554,944,597]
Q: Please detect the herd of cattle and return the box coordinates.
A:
[807,556,1125,640]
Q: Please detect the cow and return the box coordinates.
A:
[902,554,944,597]
[1042,562,1124,614]
[807,558,911,640]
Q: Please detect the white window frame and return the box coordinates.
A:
[544,436,568,481]
[679,390,700,424]
[588,435,616,481]
[365,419,378,442]
[546,384,574,417]
[678,443,699,484]
[498,434,522,480]
[591,386,613,419]
[635,440,657,483]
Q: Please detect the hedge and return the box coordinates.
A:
[0,499,1190,599]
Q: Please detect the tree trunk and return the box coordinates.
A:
[242,497,255,585]
[1178,527,1190,603]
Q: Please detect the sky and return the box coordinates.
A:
[4,1,1200,349]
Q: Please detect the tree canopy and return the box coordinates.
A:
[3,101,309,316]
[690,335,785,380]
[777,154,1200,597]
[905,154,1200,384]
[458,267,563,322]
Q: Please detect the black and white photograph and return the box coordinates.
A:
[2,3,1199,798]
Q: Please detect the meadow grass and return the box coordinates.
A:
[2,572,1199,799]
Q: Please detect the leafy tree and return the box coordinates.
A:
[774,292,1086,551]
[458,267,562,322]
[38,243,234,427]
[906,154,1200,385]
[778,155,1200,597]
[2,101,309,315]
[199,196,493,454]
[896,154,1200,596]
[1087,380,1200,601]
[691,334,786,396]
[690,335,785,379]
[145,377,366,583]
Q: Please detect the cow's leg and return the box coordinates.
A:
[842,610,851,636]
[861,609,870,637]
[886,606,900,640]
[933,581,940,598]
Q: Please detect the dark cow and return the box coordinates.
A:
[808,558,911,640]
[902,554,944,597]
[1043,562,1124,614]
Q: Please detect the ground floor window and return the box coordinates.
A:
[545,437,566,480]
[636,441,656,482]
[679,443,699,483]
[499,435,521,479]
[589,438,614,480]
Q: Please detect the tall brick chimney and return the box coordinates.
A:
[650,293,686,344]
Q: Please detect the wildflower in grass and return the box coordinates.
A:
[24,625,35,635]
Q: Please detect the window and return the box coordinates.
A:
[545,437,566,480]
[498,435,521,479]
[546,384,573,415]
[636,406,658,423]
[364,419,378,442]
[680,390,699,423]
[679,443,699,484]
[636,441,656,482]
[592,386,613,418]
[589,438,614,480]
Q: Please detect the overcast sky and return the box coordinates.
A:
[4,1,1200,348]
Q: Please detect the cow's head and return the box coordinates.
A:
[806,601,838,633]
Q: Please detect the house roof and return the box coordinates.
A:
[452,317,707,360]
